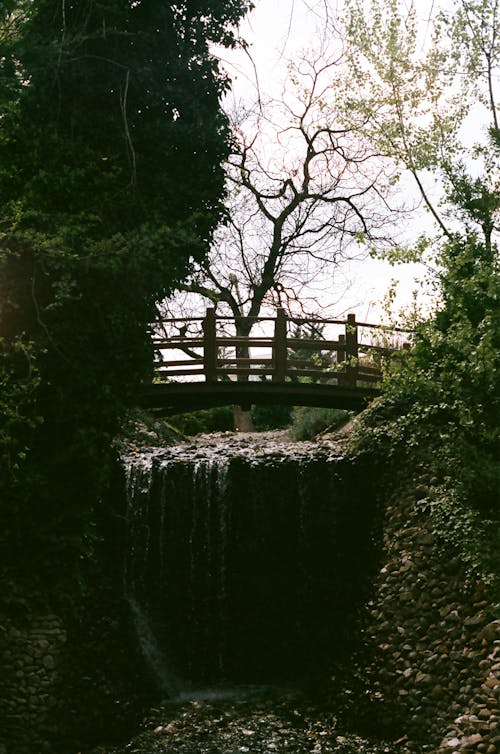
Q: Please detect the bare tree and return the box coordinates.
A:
[159,48,403,429]
[166,49,399,324]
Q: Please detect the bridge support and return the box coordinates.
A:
[203,308,217,382]
[273,308,287,382]
[344,313,358,388]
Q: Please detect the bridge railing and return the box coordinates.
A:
[152,308,409,389]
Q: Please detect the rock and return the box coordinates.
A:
[465,614,489,628]
[42,655,55,671]
[415,672,432,685]
[481,622,500,642]
[431,685,445,700]
[484,679,499,689]
[464,733,483,745]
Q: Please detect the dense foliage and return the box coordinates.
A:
[166,403,291,435]
[351,179,499,589]
[290,407,350,441]
[340,0,499,590]
[0,0,252,611]
[169,406,234,436]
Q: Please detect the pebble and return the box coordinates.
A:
[98,695,404,754]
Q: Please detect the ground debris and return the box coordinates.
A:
[97,694,409,754]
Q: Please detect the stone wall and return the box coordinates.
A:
[0,591,154,754]
[0,458,497,754]
[345,482,499,753]
[0,613,67,754]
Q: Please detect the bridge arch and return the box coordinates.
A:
[141,309,409,413]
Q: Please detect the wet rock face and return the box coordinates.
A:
[123,434,380,690]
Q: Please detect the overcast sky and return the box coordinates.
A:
[214,0,464,321]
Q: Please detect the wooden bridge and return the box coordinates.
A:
[140,308,408,413]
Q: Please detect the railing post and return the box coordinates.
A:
[273,308,287,382]
[338,333,346,363]
[345,313,358,388]
[203,307,217,383]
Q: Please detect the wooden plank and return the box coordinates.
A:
[357,343,394,353]
[356,373,382,384]
[155,358,204,367]
[288,317,347,326]
[286,338,344,351]
[287,358,332,368]
[355,320,412,333]
[216,338,274,348]
[215,367,273,377]
[155,368,205,377]
[153,317,204,324]
[217,358,274,366]
[284,368,333,379]
[153,337,397,352]
[156,335,345,347]
[356,364,383,375]
[209,315,276,323]
[154,315,411,333]
[153,339,204,349]
[140,380,382,413]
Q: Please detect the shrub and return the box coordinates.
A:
[251,403,292,431]
[290,407,351,440]
[169,406,234,435]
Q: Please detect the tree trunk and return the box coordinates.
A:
[233,404,255,432]
[233,319,255,432]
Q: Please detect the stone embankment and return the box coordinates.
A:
[345,480,499,753]
[0,430,497,753]
[0,613,67,753]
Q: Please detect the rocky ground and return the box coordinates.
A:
[122,426,351,470]
[117,426,499,754]
[92,691,411,754]
[4,425,496,754]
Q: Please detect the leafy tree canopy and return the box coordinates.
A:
[0,0,252,611]
[341,0,499,588]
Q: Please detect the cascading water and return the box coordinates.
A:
[122,436,379,696]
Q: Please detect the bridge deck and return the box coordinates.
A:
[140,380,381,413]
[142,308,408,412]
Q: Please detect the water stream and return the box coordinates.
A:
[122,433,380,697]
[95,432,406,753]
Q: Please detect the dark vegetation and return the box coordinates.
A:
[0,0,253,613]
[341,0,499,592]
[0,0,497,640]
[0,4,497,754]
[350,223,499,591]
[163,403,293,435]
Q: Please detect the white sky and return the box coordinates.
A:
[213,0,477,322]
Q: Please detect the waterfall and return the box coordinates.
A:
[122,440,378,693]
